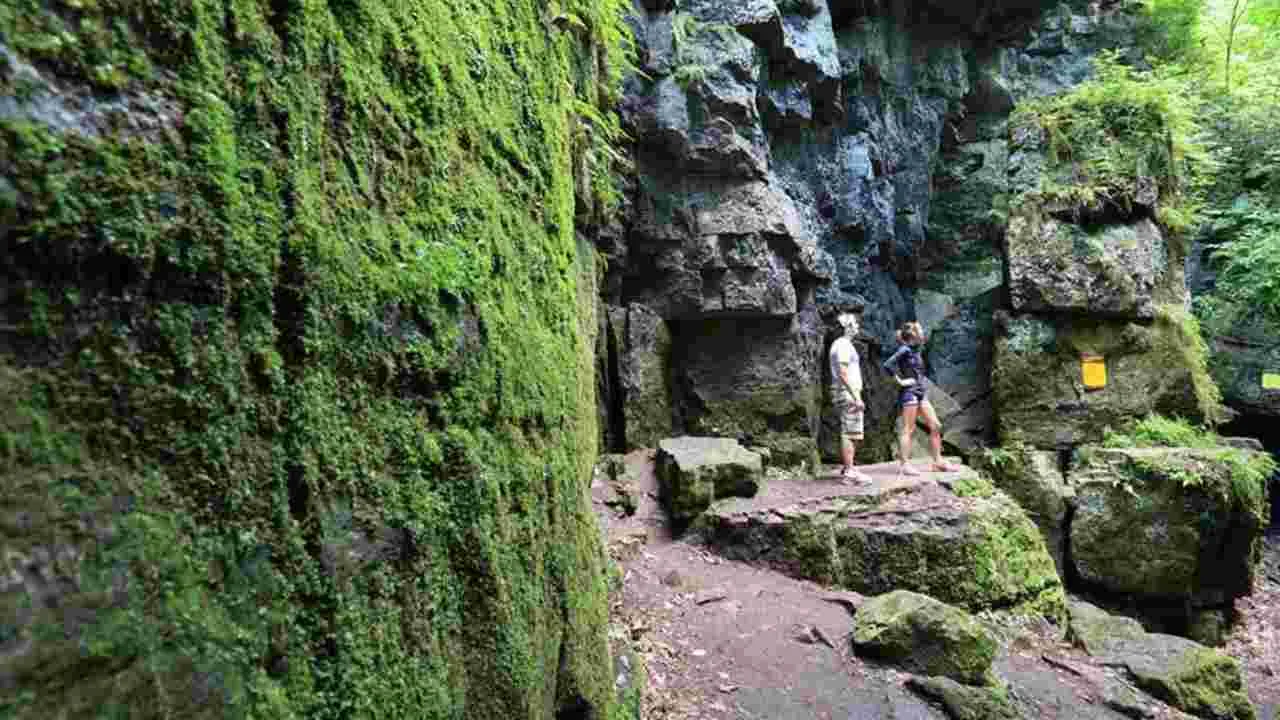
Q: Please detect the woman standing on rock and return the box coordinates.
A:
[882,321,961,476]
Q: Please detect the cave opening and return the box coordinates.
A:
[1219,412,1280,529]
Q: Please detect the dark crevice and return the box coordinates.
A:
[555,695,594,720]
[1218,412,1280,528]
[267,0,291,47]
[1061,502,1080,589]
[605,310,627,453]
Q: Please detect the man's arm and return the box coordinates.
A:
[838,345,864,408]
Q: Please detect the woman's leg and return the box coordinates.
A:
[919,399,944,464]
[920,400,961,471]
[899,403,919,470]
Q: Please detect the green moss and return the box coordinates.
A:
[995,306,1225,446]
[1102,414,1220,449]
[836,494,1064,620]
[1010,53,1210,236]
[1126,449,1274,526]
[0,0,632,717]
[1133,648,1256,720]
[951,474,998,498]
[852,590,998,686]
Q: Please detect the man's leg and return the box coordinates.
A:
[841,433,854,472]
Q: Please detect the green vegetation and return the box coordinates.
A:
[1129,0,1280,328]
[1102,414,1220,449]
[1098,414,1273,520]
[1010,53,1210,235]
[1125,448,1274,524]
[0,0,632,718]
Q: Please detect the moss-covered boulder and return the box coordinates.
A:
[852,591,997,686]
[701,476,1066,619]
[993,309,1222,447]
[657,437,763,522]
[1069,601,1256,720]
[1005,214,1182,319]
[972,444,1074,575]
[905,676,1018,720]
[1070,446,1272,608]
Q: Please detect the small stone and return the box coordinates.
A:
[662,569,684,588]
[691,648,707,658]
[718,684,739,693]
[696,589,729,605]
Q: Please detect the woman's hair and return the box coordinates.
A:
[837,313,858,332]
[896,321,924,346]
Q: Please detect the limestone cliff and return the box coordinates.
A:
[600,0,1172,461]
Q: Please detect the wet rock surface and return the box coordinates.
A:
[1069,600,1257,720]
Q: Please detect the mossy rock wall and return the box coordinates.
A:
[993,309,1221,447]
[0,0,629,717]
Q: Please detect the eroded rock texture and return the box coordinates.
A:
[601,0,1145,461]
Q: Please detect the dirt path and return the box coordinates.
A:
[594,449,1279,720]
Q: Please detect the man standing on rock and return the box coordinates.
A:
[829,313,869,484]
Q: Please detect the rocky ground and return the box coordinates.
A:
[1226,530,1280,717]
[595,450,1279,720]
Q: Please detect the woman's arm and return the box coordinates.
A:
[881,346,916,387]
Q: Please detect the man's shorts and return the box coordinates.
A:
[835,393,865,438]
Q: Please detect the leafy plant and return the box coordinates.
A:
[1102,414,1221,449]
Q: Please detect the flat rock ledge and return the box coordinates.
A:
[697,463,1066,619]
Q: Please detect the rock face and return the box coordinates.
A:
[852,590,997,686]
[992,310,1215,447]
[656,437,764,522]
[1006,216,1180,319]
[675,310,823,466]
[602,0,1143,464]
[1069,447,1272,611]
[608,304,674,450]
[1208,313,1280,418]
[1069,601,1256,720]
[972,445,1074,574]
[0,2,621,717]
[701,470,1066,617]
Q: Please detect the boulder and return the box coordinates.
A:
[1069,600,1256,720]
[1005,214,1182,320]
[701,475,1066,618]
[676,310,822,467]
[852,590,997,686]
[1070,447,1272,609]
[992,311,1217,447]
[972,444,1073,575]
[610,304,673,450]
[656,437,763,522]
[905,676,1018,720]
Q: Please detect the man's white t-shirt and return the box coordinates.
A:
[828,336,860,400]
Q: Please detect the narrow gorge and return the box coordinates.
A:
[1,0,1277,719]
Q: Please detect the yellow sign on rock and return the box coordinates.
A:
[1263,373,1280,391]
[1081,354,1107,390]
